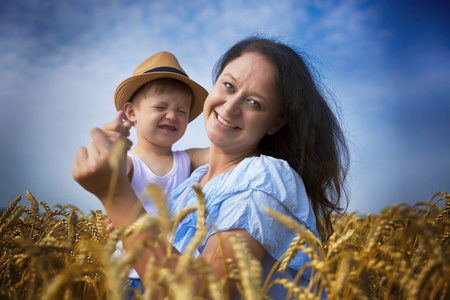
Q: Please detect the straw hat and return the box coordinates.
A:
[114,51,208,122]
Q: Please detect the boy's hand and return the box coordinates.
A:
[102,111,133,150]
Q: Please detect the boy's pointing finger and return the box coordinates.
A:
[114,110,124,123]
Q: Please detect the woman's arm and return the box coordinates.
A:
[72,126,144,224]
[72,126,164,274]
[72,127,265,298]
[200,230,266,298]
[124,226,266,299]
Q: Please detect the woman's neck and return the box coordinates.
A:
[199,146,260,187]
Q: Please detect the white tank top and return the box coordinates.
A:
[129,151,191,214]
[114,151,191,279]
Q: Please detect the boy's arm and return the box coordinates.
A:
[185,147,210,172]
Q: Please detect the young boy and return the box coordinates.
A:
[107,51,209,290]
[114,51,208,211]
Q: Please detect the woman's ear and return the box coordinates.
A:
[267,115,287,135]
[123,102,137,123]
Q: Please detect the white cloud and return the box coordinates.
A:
[1,0,448,214]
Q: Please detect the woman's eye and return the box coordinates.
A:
[224,82,234,91]
[248,99,261,109]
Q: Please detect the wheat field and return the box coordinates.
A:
[0,188,448,300]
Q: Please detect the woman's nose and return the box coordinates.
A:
[223,95,241,116]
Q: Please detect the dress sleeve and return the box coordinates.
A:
[200,188,313,271]
[179,156,318,274]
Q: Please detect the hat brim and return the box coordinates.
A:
[114,72,208,123]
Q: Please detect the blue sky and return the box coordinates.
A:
[1,0,449,214]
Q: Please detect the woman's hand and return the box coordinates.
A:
[105,217,115,234]
[102,111,133,150]
[72,126,128,202]
[73,120,144,228]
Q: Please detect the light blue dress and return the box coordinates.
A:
[167,155,319,299]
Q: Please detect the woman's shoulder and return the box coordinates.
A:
[231,155,311,215]
[224,155,307,204]
[232,155,302,189]
[243,154,288,167]
[207,155,318,263]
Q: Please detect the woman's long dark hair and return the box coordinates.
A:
[212,36,350,241]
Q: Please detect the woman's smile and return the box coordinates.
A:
[216,112,239,129]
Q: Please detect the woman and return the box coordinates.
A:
[73,36,349,298]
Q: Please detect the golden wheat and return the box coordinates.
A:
[0,190,449,299]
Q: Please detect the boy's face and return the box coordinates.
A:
[128,89,192,148]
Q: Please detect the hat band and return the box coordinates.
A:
[144,67,189,78]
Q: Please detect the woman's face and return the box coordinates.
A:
[204,52,285,155]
